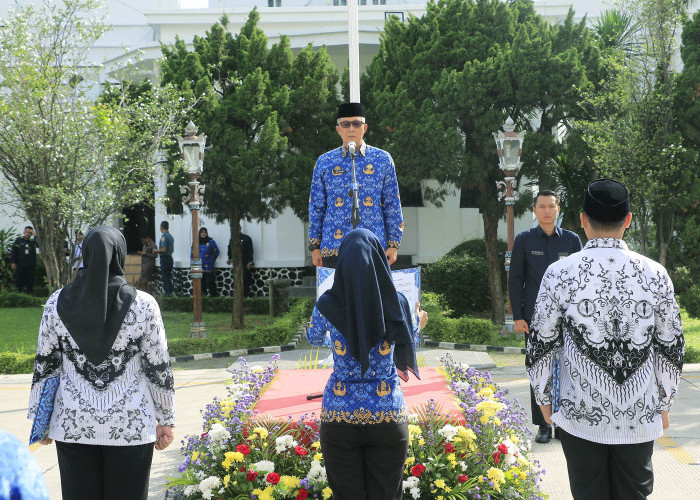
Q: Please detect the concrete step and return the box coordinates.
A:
[289,286,316,298]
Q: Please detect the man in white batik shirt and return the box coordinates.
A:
[526,179,684,500]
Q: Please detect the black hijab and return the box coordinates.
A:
[57,226,137,366]
[316,229,419,381]
[199,227,212,245]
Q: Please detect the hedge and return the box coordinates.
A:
[166,298,313,356]
[0,291,46,308]
[420,292,497,345]
[680,285,700,319]
[0,352,35,374]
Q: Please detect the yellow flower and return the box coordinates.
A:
[450,460,458,469]
[221,458,232,470]
[263,442,268,447]
[435,479,446,489]
[322,487,333,499]
[493,417,501,427]
[408,424,422,440]
[437,496,444,500]
[314,453,323,462]
[311,441,321,449]
[225,451,245,463]
[191,451,200,462]
[405,456,415,466]
[252,489,263,496]
[418,438,425,446]
[478,475,485,483]
[445,487,452,493]
[520,471,527,480]
[458,427,477,441]
[488,467,506,485]
[258,486,275,500]
[517,456,530,467]
[447,453,456,461]
[510,434,519,445]
[453,436,462,443]
[253,427,269,439]
[223,475,230,487]
[281,476,300,489]
[478,387,495,399]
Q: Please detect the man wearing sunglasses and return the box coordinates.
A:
[309,102,404,268]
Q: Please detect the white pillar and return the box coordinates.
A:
[348,0,360,102]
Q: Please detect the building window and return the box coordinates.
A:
[268,0,281,6]
[333,0,347,5]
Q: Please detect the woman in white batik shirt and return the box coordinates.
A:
[28,226,175,500]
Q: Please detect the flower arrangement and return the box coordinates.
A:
[166,354,544,499]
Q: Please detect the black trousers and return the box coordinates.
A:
[160,255,173,296]
[322,256,338,269]
[559,429,654,500]
[524,317,547,426]
[320,423,408,500]
[15,265,35,293]
[201,271,218,297]
[56,441,154,500]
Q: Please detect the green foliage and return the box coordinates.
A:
[157,296,270,314]
[160,10,339,327]
[0,0,194,290]
[361,0,599,322]
[0,352,35,374]
[684,345,700,363]
[680,285,700,319]
[0,291,46,308]
[423,239,506,317]
[421,292,497,345]
[0,228,17,290]
[167,298,313,356]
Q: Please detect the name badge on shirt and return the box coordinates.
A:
[558,252,569,260]
[531,250,544,256]
[25,248,29,255]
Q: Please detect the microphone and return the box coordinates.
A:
[348,141,356,156]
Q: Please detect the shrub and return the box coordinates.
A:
[680,285,700,319]
[167,298,313,357]
[422,239,507,317]
[0,291,46,308]
[670,266,694,296]
[158,296,270,314]
[0,352,35,374]
[685,346,700,364]
[421,291,497,345]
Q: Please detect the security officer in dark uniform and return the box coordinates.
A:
[508,190,582,443]
[11,226,37,294]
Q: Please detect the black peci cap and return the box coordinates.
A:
[337,102,365,119]
[583,178,630,222]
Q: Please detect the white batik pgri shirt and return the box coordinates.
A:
[28,290,175,446]
[526,238,684,445]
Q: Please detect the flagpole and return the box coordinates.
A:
[348,0,360,102]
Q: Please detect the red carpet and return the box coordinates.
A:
[255,368,464,422]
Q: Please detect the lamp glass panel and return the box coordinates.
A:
[183,144,201,173]
[503,139,520,166]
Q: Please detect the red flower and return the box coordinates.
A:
[458,475,468,483]
[201,432,208,438]
[296,489,309,500]
[266,472,280,485]
[492,451,501,464]
[410,464,426,477]
[295,445,309,456]
[444,443,455,453]
[236,444,251,455]
[498,443,509,454]
[246,470,258,481]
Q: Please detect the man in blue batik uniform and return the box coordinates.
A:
[309,102,404,268]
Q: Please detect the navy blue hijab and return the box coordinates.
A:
[316,229,419,381]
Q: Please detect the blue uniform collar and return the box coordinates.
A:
[341,142,367,158]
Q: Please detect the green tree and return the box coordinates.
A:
[0,0,192,290]
[578,0,693,264]
[160,11,339,328]
[361,0,596,323]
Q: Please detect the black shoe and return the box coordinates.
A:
[553,426,561,440]
[535,424,552,443]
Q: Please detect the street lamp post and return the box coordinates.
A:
[178,121,207,338]
[494,117,526,335]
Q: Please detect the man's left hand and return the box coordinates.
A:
[539,404,553,425]
[386,247,398,265]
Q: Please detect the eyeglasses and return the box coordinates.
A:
[338,120,365,129]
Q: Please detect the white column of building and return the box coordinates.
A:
[348,0,360,102]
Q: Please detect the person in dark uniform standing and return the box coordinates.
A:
[11,226,37,294]
[227,232,254,298]
[508,190,582,443]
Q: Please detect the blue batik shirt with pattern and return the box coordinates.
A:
[309,143,404,258]
[192,240,220,271]
[307,304,419,425]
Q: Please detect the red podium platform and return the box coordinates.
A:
[255,368,463,422]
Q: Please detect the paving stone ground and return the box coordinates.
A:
[2,348,698,499]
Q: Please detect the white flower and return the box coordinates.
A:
[184,484,198,496]
[307,460,327,483]
[460,461,467,472]
[275,434,297,453]
[208,423,231,443]
[437,424,459,442]
[198,476,221,500]
[499,439,520,467]
[453,381,470,392]
[402,477,420,490]
[409,486,421,499]
[250,460,275,474]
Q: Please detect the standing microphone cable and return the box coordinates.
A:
[348,141,361,229]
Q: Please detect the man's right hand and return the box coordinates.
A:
[662,410,670,430]
[10,263,16,271]
[513,319,529,333]
[312,249,322,267]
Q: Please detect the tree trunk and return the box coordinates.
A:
[31,216,71,292]
[482,211,505,325]
[230,205,245,329]
[657,207,675,267]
